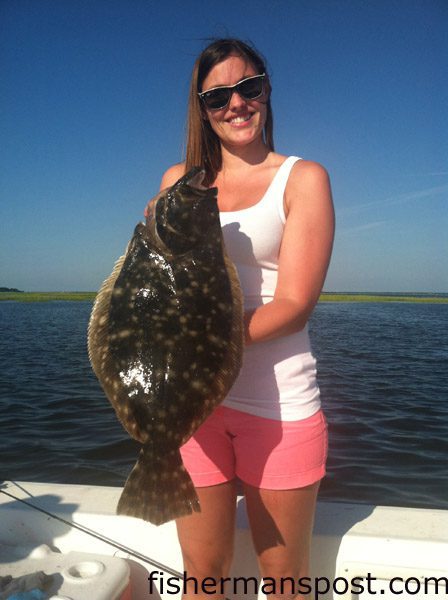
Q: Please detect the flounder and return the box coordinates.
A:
[87,168,243,525]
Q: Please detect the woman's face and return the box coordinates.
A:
[200,54,268,151]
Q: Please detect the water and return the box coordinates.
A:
[1,301,447,509]
[309,302,448,509]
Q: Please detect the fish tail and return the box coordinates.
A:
[117,444,200,525]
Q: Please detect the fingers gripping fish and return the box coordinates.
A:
[87,168,244,525]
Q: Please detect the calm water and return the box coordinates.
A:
[1,301,447,510]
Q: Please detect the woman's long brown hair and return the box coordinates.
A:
[185,39,274,186]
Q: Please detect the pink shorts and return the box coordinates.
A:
[180,406,328,489]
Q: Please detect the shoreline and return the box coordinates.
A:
[1,292,447,303]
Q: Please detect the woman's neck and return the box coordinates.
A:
[219,139,270,174]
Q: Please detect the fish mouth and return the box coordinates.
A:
[184,168,207,191]
[172,167,209,192]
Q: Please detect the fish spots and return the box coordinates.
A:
[191,380,208,394]
[118,329,132,339]
[207,333,224,346]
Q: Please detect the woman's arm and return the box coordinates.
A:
[244,160,335,345]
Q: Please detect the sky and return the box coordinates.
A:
[1,0,447,293]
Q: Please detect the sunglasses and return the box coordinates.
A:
[198,73,266,111]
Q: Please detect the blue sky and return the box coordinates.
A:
[1,0,447,293]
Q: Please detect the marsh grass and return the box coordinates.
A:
[320,293,448,303]
[0,292,96,302]
[1,292,447,303]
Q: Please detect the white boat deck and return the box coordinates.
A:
[1,481,448,599]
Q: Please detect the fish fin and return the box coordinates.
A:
[117,445,200,526]
[87,250,128,376]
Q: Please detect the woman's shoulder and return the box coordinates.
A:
[269,153,328,178]
[289,159,330,183]
[272,153,330,190]
[284,158,332,214]
[159,162,186,190]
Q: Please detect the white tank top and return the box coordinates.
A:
[219,156,321,421]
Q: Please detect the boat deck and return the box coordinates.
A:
[1,481,447,599]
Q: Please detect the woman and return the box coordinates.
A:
[154,39,334,599]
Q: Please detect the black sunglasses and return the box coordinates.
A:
[198,73,266,111]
